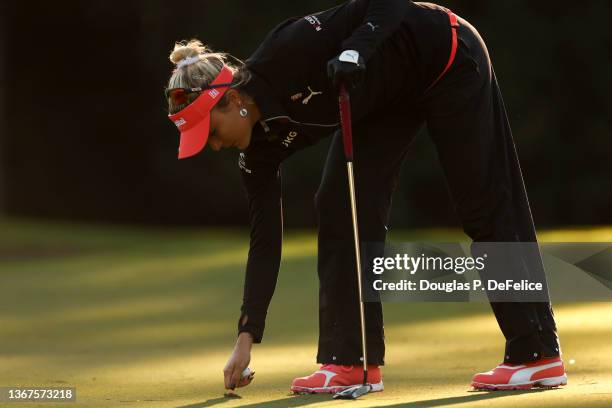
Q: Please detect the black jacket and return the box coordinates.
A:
[237,0,454,342]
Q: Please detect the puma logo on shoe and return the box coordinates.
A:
[472,357,567,390]
[291,364,384,394]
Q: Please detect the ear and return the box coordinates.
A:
[226,89,242,107]
[215,89,240,113]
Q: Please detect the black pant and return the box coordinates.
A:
[314,17,560,366]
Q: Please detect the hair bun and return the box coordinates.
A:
[169,39,211,65]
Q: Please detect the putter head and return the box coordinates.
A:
[333,384,372,400]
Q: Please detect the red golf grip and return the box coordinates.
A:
[339,84,353,161]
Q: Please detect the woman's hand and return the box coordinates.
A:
[223,332,254,390]
[327,50,366,92]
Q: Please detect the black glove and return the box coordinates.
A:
[327,50,366,92]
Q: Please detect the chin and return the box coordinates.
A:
[240,136,252,151]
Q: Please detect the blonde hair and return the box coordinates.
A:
[166,39,251,114]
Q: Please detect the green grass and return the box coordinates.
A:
[1,217,611,407]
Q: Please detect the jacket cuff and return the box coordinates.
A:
[237,309,267,344]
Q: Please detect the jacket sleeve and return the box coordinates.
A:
[341,0,410,62]
[237,151,284,343]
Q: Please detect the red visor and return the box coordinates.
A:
[168,65,234,159]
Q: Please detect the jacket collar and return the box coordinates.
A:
[242,69,288,122]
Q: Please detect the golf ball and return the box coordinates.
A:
[241,368,252,379]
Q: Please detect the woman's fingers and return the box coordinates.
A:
[229,366,243,390]
[224,363,248,390]
[223,363,236,389]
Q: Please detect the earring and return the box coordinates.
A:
[239,108,248,118]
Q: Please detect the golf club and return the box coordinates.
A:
[332,83,373,400]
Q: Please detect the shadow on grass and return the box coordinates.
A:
[384,388,558,407]
[177,388,561,408]
[177,393,329,408]
[176,396,228,407]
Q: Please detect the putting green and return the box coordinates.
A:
[0,219,610,407]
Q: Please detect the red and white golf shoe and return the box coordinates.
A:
[290,364,384,394]
[472,356,567,390]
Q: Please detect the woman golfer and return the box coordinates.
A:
[165,0,566,393]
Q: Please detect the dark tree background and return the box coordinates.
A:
[1,0,610,229]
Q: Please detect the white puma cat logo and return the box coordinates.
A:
[302,86,323,104]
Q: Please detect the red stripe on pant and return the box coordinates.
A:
[425,9,460,93]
